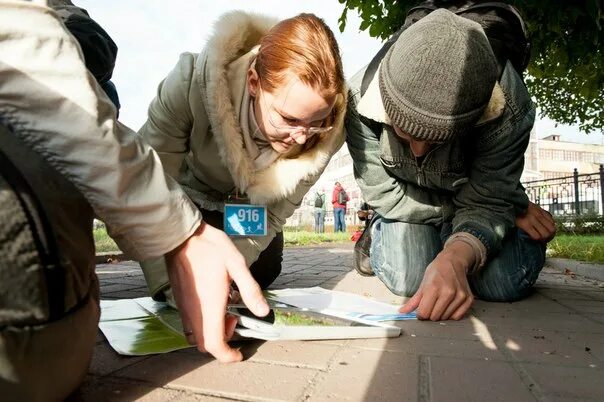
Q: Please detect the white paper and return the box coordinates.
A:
[228,305,401,340]
[265,287,417,321]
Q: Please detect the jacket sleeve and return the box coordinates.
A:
[452,100,535,256]
[345,88,447,225]
[138,53,196,178]
[0,2,201,261]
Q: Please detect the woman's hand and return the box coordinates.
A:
[165,222,269,362]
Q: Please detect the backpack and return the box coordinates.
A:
[338,189,348,205]
[60,10,118,84]
[314,193,324,208]
[360,1,530,98]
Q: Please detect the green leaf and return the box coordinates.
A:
[363,17,375,31]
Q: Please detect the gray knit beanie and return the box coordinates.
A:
[379,9,498,142]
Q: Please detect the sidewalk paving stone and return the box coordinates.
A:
[244,341,343,371]
[114,352,319,401]
[306,349,420,402]
[426,356,536,402]
[82,244,604,401]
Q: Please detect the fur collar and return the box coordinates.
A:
[357,63,505,127]
[196,11,346,204]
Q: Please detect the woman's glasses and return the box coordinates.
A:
[259,86,333,138]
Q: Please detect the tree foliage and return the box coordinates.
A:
[338,0,603,133]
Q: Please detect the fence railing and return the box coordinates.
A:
[523,165,604,216]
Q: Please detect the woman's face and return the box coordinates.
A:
[248,68,336,154]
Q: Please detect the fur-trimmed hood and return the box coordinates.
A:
[356,63,505,128]
[196,11,347,205]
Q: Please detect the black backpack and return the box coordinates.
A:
[361,1,530,98]
[61,11,118,84]
[338,189,348,205]
[314,193,324,208]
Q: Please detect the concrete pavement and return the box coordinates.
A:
[72,244,604,401]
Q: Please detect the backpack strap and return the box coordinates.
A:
[360,26,406,98]
[359,26,408,137]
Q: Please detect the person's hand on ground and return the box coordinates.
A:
[400,242,474,321]
[515,201,556,243]
[165,222,269,362]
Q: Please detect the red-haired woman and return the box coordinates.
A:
[139,12,346,358]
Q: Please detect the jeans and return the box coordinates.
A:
[314,210,325,233]
[334,207,346,232]
[369,217,546,302]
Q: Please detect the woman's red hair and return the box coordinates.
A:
[255,13,345,100]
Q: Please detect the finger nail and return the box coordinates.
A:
[256,300,269,316]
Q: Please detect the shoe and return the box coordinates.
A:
[353,216,377,276]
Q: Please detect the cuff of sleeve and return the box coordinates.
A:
[453,222,495,256]
[444,232,487,275]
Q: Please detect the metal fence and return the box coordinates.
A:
[523,165,604,217]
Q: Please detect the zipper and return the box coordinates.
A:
[410,143,443,187]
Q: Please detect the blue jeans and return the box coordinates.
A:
[370,217,546,302]
[314,210,325,233]
[334,207,346,232]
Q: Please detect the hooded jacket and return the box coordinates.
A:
[139,11,347,296]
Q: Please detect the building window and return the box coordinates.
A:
[539,149,553,160]
[562,151,580,161]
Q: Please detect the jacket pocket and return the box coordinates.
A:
[440,171,470,192]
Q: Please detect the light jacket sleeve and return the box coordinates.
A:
[0,2,201,261]
[138,53,196,178]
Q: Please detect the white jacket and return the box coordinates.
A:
[0,1,202,261]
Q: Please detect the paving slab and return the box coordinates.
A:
[244,340,343,371]
[426,356,536,402]
[307,349,420,402]
[80,246,604,401]
[114,351,319,401]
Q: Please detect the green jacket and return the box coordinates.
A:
[138,12,347,297]
[346,61,534,257]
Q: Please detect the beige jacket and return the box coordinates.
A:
[0,1,202,261]
[138,11,347,296]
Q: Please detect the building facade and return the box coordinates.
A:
[286,130,604,227]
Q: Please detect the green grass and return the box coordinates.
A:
[547,235,604,263]
[284,230,352,247]
[94,227,120,253]
[94,226,604,264]
[93,226,352,254]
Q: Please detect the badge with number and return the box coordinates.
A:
[224,204,268,236]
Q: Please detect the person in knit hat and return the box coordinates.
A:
[346,9,555,321]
